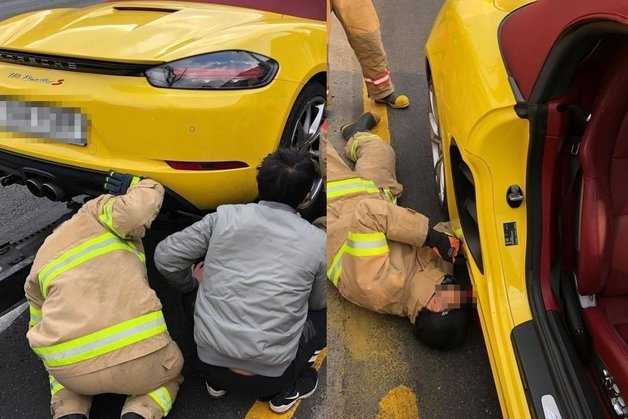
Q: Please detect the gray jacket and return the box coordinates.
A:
[154,201,326,376]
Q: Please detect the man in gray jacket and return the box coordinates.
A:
[154,148,326,413]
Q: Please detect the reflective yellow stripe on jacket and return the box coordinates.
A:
[38,232,145,298]
[327,242,348,286]
[29,305,42,327]
[346,232,389,256]
[99,200,123,237]
[32,310,167,368]
[49,374,64,396]
[327,177,379,200]
[327,232,389,286]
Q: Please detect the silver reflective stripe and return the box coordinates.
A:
[37,317,165,363]
[49,374,64,396]
[327,182,361,194]
[29,305,42,327]
[327,243,347,287]
[39,235,122,295]
[328,254,343,282]
[327,182,377,194]
[346,238,388,249]
[100,200,122,237]
[148,387,173,415]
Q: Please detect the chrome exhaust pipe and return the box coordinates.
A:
[42,182,65,202]
[25,177,45,197]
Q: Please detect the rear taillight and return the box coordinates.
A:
[166,161,248,171]
[145,51,278,90]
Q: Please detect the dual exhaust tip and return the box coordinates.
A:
[25,177,65,202]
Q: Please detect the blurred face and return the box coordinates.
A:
[425,284,465,312]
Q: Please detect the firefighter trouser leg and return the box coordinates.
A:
[49,375,92,419]
[332,0,394,100]
[346,132,403,198]
[52,341,184,418]
[326,129,355,181]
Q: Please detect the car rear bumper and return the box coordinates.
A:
[0,62,305,209]
[0,149,200,213]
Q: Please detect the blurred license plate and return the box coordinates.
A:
[0,99,87,146]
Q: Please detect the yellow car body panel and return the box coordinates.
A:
[0,2,326,210]
[0,2,326,83]
[426,0,536,417]
[0,68,302,208]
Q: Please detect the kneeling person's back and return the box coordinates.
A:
[155,148,326,409]
[197,200,325,375]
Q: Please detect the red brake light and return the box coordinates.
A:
[166,161,249,171]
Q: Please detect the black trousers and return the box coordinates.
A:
[183,290,326,399]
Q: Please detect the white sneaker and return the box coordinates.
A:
[269,368,318,413]
[205,381,227,399]
[308,349,322,364]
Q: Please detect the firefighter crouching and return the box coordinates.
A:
[24,174,183,419]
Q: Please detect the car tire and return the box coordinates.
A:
[428,77,449,218]
[279,81,326,222]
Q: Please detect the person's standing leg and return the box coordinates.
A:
[332,0,409,108]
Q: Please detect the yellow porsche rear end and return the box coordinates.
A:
[0,1,326,210]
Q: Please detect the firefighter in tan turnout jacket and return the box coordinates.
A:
[326,112,471,350]
[331,0,410,109]
[25,175,183,419]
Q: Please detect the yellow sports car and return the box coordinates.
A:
[0,0,326,215]
[426,0,627,417]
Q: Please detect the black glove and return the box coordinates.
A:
[425,229,461,263]
[104,171,141,196]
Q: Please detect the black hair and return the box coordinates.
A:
[413,307,471,351]
[257,148,317,209]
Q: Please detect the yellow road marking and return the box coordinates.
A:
[362,83,390,144]
[361,85,419,419]
[244,347,328,419]
[376,385,420,419]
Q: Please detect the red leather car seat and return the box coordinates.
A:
[577,41,628,397]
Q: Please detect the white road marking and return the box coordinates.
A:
[0,302,27,333]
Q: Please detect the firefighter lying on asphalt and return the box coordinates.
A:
[154,147,327,413]
[326,112,471,350]
[25,174,184,419]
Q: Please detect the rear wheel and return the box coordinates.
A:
[428,77,448,217]
[279,81,326,221]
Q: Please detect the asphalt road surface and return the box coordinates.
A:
[327,0,503,417]
[0,2,325,418]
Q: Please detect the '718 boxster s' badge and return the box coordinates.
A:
[8,72,64,85]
